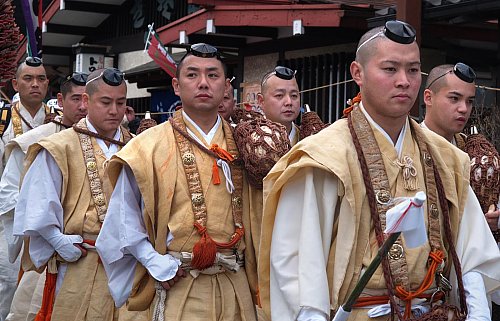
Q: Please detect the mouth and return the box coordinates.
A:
[456,116,466,122]
[196,94,212,99]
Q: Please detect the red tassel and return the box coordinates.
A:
[191,223,217,270]
[35,270,57,321]
[212,159,221,185]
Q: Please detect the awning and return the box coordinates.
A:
[156,4,374,49]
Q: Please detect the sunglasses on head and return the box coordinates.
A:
[261,66,296,86]
[86,68,124,86]
[426,63,476,89]
[356,20,416,54]
[25,56,43,67]
[63,72,88,86]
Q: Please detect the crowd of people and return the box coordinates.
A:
[0,19,499,321]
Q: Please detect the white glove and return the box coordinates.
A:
[38,226,83,262]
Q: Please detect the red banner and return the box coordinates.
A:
[147,33,177,78]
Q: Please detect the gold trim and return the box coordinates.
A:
[170,110,244,244]
[350,107,445,291]
[11,103,23,138]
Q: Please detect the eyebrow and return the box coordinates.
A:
[185,66,221,72]
[448,91,475,98]
[381,60,421,66]
[271,88,299,93]
[22,74,47,77]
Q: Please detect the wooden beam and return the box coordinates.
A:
[396,0,421,45]
[42,46,73,56]
[62,1,121,14]
[45,23,94,36]
[397,0,421,117]
[157,4,346,45]
[216,26,278,39]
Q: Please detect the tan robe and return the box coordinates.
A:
[107,114,257,321]
[23,127,145,321]
[259,117,472,320]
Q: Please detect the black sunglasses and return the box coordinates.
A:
[261,66,296,86]
[63,72,88,86]
[426,63,476,89]
[25,56,43,67]
[86,68,124,86]
[356,20,416,54]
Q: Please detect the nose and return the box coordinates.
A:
[395,70,410,88]
[108,102,118,115]
[198,73,209,89]
[284,94,292,106]
[31,78,40,88]
[457,100,469,114]
[78,101,87,111]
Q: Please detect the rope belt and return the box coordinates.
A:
[152,250,244,321]
[354,289,444,308]
[168,250,244,277]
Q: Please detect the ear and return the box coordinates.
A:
[423,88,433,108]
[12,79,18,92]
[172,78,180,96]
[82,93,90,110]
[257,93,264,106]
[350,61,363,87]
[56,93,64,108]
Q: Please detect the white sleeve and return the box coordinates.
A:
[96,165,179,307]
[270,167,338,321]
[462,271,490,321]
[0,146,24,214]
[14,149,63,268]
[0,147,25,262]
[297,307,328,321]
[452,187,500,296]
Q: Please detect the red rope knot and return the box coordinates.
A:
[209,144,234,162]
[429,250,445,265]
[343,93,362,117]
[395,250,445,318]
[194,222,207,235]
[209,144,234,185]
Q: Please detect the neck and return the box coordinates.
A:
[424,119,453,142]
[19,100,43,118]
[61,116,73,127]
[284,122,292,134]
[362,104,405,144]
[368,113,405,144]
[184,110,218,134]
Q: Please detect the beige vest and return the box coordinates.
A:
[23,127,129,321]
[107,115,258,313]
[259,117,470,317]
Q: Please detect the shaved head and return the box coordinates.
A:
[355,26,385,66]
[425,64,454,92]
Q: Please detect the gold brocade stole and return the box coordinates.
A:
[11,102,49,137]
[348,107,444,292]
[75,118,132,223]
[169,111,244,270]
